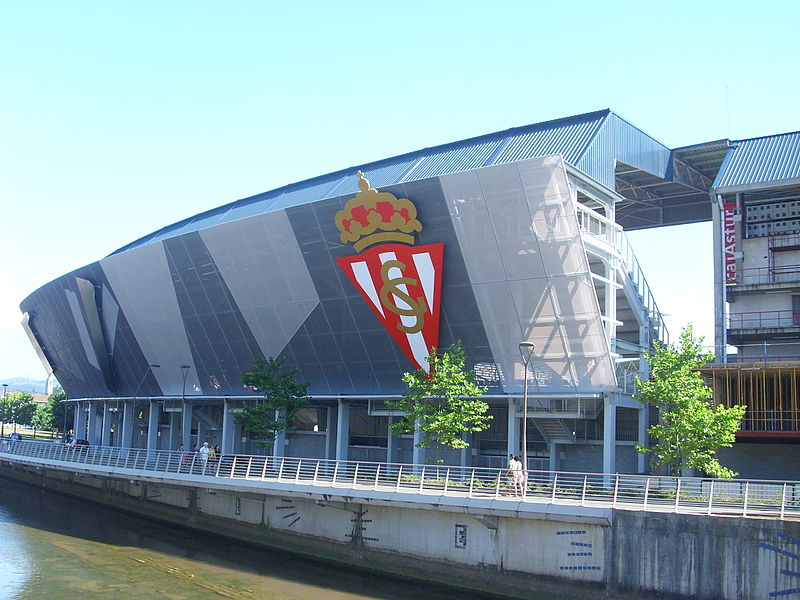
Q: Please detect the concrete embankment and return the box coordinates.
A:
[1,458,797,600]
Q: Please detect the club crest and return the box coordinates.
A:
[335,172,443,371]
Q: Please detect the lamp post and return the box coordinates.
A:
[518,341,535,478]
[2,383,7,438]
[180,365,191,403]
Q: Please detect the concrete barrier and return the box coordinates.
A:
[2,458,799,599]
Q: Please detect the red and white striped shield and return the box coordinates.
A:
[336,242,443,371]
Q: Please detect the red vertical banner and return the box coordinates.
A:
[723,202,737,284]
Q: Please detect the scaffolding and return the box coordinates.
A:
[701,362,800,436]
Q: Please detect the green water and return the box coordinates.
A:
[0,477,500,600]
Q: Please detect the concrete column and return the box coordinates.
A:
[460,432,471,468]
[602,397,616,478]
[101,402,112,446]
[386,416,396,464]
[168,411,180,450]
[221,399,236,455]
[86,402,99,445]
[711,193,727,361]
[507,397,519,457]
[120,401,134,448]
[604,258,618,353]
[147,401,160,450]
[549,441,559,473]
[335,399,349,462]
[181,401,193,450]
[638,406,649,474]
[325,404,338,461]
[412,420,426,467]
[273,409,286,458]
[73,401,87,440]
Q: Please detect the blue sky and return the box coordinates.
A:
[1,1,797,380]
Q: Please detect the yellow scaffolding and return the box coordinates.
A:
[700,362,800,434]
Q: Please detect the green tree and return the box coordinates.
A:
[31,403,55,437]
[47,387,72,435]
[635,326,746,479]
[388,342,490,461]
[0,393,11,437]
[6,393,36,433]
[236,356,310,448]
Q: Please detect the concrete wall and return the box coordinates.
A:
[3,459,798,600]
[717,443,800,480]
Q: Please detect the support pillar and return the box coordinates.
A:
[101,402,112,446]
[181,401,193,450]
[711,194,728,361]
[73,401,87,440]
[273,409,286,458]
[147,400,159,450]
[460,432,471,468]
[86,402,99,445]
[602,397,616,479]
[168,411,180,450]
[549,441,559,473]
[386,416,396,464]
[412,420,426,467]
[604,258,618,353]
[120,400,134,448]
[507,397,520,458]
[325,404,338,461]
[221,399,236,455]
[638,406,649,474]
[335,399,349,462]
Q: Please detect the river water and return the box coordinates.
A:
[0,476,509,600]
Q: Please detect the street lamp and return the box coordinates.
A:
[180,365,191,403]
[2,383,7,438]
[518,341,536,480]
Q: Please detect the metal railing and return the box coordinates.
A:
[728,310,800,329]
[735,265,800,285]
[576,204,668,345]
[2,440,799,519]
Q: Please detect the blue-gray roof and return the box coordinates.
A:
[712,131,800,193]
[112,109,674,255]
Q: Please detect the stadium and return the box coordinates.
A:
[22,108,795,477]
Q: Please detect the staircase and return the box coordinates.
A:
[532,418,574,442]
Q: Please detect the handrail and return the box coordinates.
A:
[576,204,669,345]
[1,440,798,520]
[735,265,800,285]
[728,310,800,329]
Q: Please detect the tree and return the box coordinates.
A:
[47,387,72,435]
[236,356,310,448]
[31,403,55,437]
[388,342,490,461]
[0,393,11,437]
[5,393,36,433]
[635,326,746,479]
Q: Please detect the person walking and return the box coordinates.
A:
[199,442,210,473]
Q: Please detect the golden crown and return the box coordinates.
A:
[334,171,423,252]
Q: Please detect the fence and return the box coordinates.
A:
[728,310,800,329]
[2,440,799,519]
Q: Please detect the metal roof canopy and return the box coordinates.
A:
[713,131,800,194]
[614,140,728,230]
[111,111,743,253]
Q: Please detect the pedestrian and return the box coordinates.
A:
[512,455,525,496]
[507,454,518,494]
[199,442,210,473]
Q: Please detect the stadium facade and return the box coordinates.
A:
[20,109,799,477]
